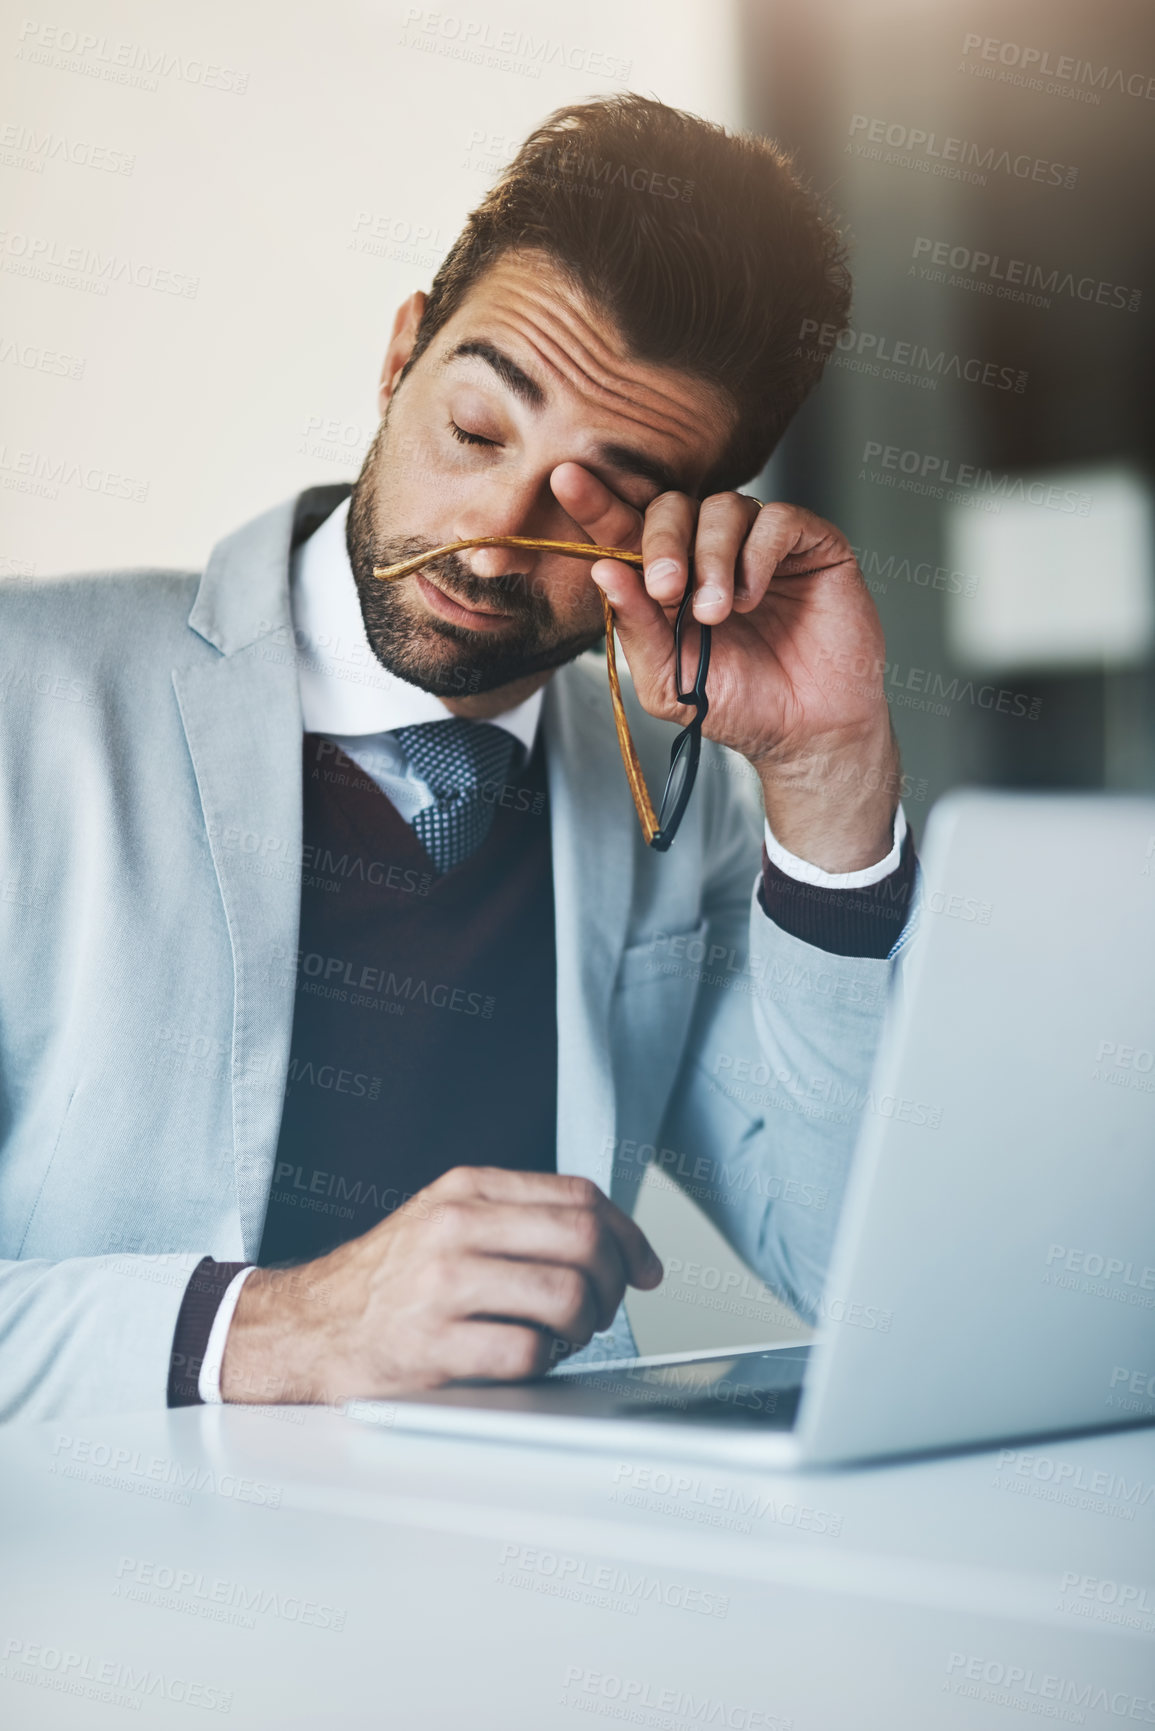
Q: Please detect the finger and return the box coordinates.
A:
[691,492,762,623]
[589,1195,664,1294]
[549,461,644,560]
[433,1196,625,1329]
[438,1320,556,1384]
[500,1215,625,1337]
[640,491,697,605]
[457,1200,663,1329]
[433,1166,591,1202]
[589,557,685,716]
[451,1254,599,1347]
[435,1169,664,1294]
[731,503,835,612]
[465,1170,664,1290]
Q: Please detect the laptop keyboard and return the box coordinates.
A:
[618,1382,804,1427]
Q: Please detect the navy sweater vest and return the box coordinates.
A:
[257,731,557,1268]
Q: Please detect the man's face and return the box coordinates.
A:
[345,250,733,703]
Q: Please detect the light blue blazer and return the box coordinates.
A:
[0,489,899,1420]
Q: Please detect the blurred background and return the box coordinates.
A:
[744,0,1155,812]
[3,0,1152,1350]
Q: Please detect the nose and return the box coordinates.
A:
[460,541,532,582]
[453,482,552,582]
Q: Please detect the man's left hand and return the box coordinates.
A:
[551,463,902,874]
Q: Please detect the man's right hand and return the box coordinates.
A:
[219,1167,663,1405]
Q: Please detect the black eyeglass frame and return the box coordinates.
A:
[648,573,712,853]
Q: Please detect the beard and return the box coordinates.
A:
[345,428,604,699]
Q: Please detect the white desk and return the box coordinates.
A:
[1,1406,1153,1729]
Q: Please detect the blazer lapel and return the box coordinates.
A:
[171,490,343,1259]
[172,652,303,1259]
[545,662,635,1196]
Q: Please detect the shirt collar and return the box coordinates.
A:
[289,494,544,755]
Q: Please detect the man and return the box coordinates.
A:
[0,95,915,1421]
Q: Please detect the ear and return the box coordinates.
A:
[377,290,428,415]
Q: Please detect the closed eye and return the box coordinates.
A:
[449,420,499,449]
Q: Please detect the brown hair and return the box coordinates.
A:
[403,93,851,492]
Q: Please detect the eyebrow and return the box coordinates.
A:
[445,340,545,408]
[444,338,686,497]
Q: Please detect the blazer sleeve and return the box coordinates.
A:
[0,1252,206,1422]
[654,748,911,1319]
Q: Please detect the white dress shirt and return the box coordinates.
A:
[291,495,542,817]
[198,492,904,1401]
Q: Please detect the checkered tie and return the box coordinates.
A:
[391,719,517,875]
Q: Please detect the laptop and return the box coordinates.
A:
[348,791,1155,1467]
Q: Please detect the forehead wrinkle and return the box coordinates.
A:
[483,268,723,428]
[476,251,721,411]
[483,303,705,451]
[501,284,712,433]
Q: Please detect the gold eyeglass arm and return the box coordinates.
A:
[372,536,659,843]
[600,586,659,844]
[372,536,644,583]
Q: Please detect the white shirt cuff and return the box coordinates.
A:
[763,804,907,889]
[197,1265,257,1405]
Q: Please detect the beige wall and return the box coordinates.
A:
[1,0,739,574]
[2,0,804,1352]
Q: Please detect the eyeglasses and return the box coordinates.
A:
[373,537,711,850]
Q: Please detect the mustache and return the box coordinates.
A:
[371,538,582,621]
